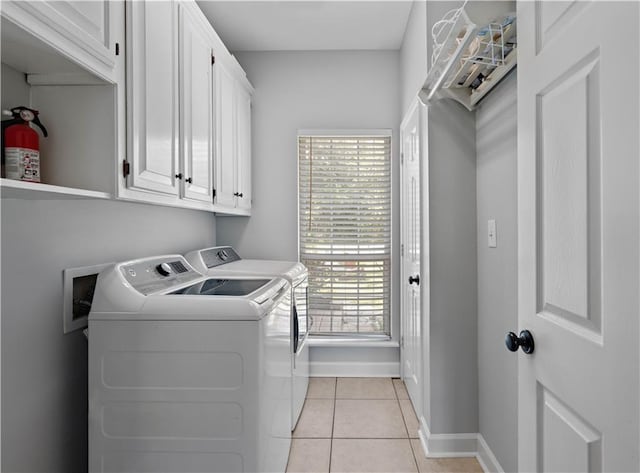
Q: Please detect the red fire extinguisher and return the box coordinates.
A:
[1,106,48,182]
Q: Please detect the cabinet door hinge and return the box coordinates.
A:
[115,43,120,56]
[400,335,404,348]
[212,188,217,199]
[400,152,404,165]
[211,55,215,65]
[122,160,130,177]
[401,243,404,257]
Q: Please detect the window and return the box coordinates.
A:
[298,132,391,336]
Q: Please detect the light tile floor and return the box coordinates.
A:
[287,377,484,473]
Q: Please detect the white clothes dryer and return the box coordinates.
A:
[88,255,292,473]
[185,246,310,429]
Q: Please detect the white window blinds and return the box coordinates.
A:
[298,134,391,336]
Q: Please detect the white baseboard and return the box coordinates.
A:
[309,361,400,377]
[416,419,505,473]
[476,434,505,473]
[418,419,477,458]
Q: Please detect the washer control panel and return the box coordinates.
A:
[201,246,241,268]
[120,256,201,295]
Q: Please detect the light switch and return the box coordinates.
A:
[488,219,497,248]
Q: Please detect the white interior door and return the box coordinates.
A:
[400,100,423,415]
[517,2,639,471]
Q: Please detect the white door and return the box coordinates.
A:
[215,60,238,208]
[126,0,179,196]
[517,2,639,471]
[400,100,423,414]
[236,85,252,212]
[179,4,214,203]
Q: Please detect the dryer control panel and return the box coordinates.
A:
[201,246,241,268]
[119,256,202,295]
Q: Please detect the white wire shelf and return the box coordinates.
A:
[420,1,517,111]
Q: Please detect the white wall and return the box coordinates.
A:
[425,99,478,434]
[1,64,217,472]
[476,73,517,472]
[400,0,479,436]
[400,0,427,116]
[217,50,401,372]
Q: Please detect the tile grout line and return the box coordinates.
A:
[395,379,421,472]
[408,436,422,473]
[395,380,414,441]
[328,377,337,473]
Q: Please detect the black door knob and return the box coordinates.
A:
[408,275,420,285]
[185,177,193,184]
[234,192,244,198]
[505,330,535,354]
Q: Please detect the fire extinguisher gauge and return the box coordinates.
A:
[8,107,48,137]
[18,109,35,122]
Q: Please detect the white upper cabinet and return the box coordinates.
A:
[1,0,119,81]
[125,0,180,198]
[1,1,123,200]
[179,3,214,204]
[235,84,252,213]
[214,56,254,215]
[1,0,252,214]
[123,0,252,213]
[215,60,239,209]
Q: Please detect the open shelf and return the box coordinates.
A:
[1,178,111,200]
[419,1,516,111]
[1,14,119,198]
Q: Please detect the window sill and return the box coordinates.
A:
[307,337,400,348]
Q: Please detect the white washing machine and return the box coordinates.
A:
[88,255,292,473]
[185,246,310,429]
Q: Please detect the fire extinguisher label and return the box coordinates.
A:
[5,147,40,182]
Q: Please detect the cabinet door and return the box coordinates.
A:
[4,0,116,76]
[126,0,179,197]
[179,5,213,203]
[214,61,238,208]
[236,84,252,211]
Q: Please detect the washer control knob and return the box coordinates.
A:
[218,249,229,261]
[156,262,173,277]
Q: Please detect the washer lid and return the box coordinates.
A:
[171,278,272,296]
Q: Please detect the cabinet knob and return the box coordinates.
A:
[234,192,244,198]
[185,177,193,184]
[175,173,183,180]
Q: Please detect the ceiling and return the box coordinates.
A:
[196,1,414,52]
